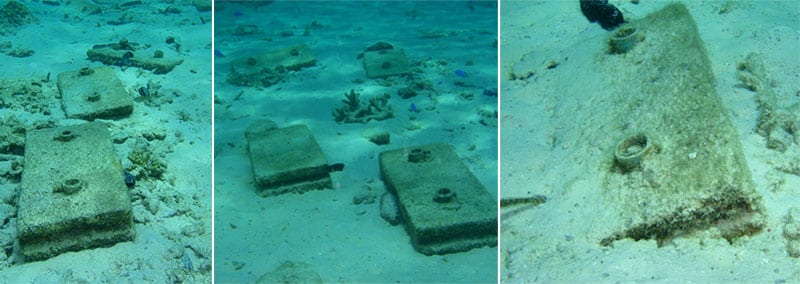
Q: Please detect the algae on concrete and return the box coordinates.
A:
[57,66,134,120]
[362,49,412,79]
[227,44,316,87]
[379,143,496,255]
[246,123,333,197]
[86,39,183,74]
[597,3,764,246]
[17,122,134,261]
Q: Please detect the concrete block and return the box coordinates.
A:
[86,41,183,74]
[227,44,316,87]
[57,66,133,120]
[246,123,332,197]
[362,49,411,79]
[379,143,497,255]
[598,3,764,246]
[17,122,134,261]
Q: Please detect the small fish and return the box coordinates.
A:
[182,254,193,271]
[120,51,134,66]
[454,69,468,78]
[409,103,418,112]
[233,11,244,17]
[123,170,135,187]
[328,163,345,172]
[214,49,224,57]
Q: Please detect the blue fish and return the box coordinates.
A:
[233,11,244,17]
[214,49,224,57]
[410,103,418,112]
[454,69,468,78]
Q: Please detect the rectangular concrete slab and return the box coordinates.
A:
[246,124,332,197]
[17,122,134,262]
[86,43,183,74]
[57,66,133,120]
[379,143,497,255]
[597,3,764,245]
[227,44,316,87]
[362,49,411,79]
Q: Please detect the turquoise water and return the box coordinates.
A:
[0,0,211,282]
[5,0,792,283]
[214,1,498,283]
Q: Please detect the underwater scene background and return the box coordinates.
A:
[500,1,799,283]
[213,1,498,283]
[0,0,211,282]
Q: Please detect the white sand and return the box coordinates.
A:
[0,1,211,282]
[213,1,498,282]
[500,0,799,282]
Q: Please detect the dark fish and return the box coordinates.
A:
[454,69,468,78]
[580,0,625,30]
[123,170,136,187]
[328,163,345,172]
[214,49,224,57]
[233,11,244,17]
[182,254,193,271]
[120,51,134,66]
[409,103,418,112]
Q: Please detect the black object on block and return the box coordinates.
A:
[580,0,625,30]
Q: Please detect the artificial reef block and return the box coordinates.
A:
[608,26,643,54]
[57,66,133,120]
[86,40,183,74]
[379,143,497,255]
[17,122,134,262]
[227,44,317,87]
[362,49,411,79]
[246,122,333,197]
[598,3,764,245]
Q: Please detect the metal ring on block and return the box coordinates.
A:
[609,26,642,54]
[433,187,456,203]
[615,133,652,172]
[78,67,94,76]
[55,178,84,195]
[407,148,432,163]
[54,130,77,142]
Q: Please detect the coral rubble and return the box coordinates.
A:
[736,53,800,152]
[0,0,37,35]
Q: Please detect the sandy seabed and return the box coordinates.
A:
[500,1,799,283]
[0,1,211,282]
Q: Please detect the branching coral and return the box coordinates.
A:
[332,89,393,124]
